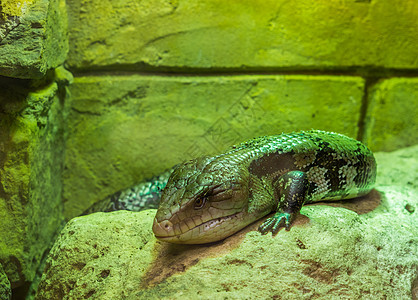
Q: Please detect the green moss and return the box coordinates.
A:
[0,0,68,79]
[0,263,11,300]
[0,0,34,18]
[0,73,67,287]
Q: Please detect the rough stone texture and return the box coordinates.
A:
[0,0,68,79]
[365,78,418,152]
[64,75,365,219]
[0,264,11,300]
[66,0,418,71]
[0,67,72,288]
[35,145,417,299]
[35,210,155,299]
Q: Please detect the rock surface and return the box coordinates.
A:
[66,0,418,71]
[0,264,11,300]
[0,0,68,79]
[0,67,71,288]
[366,78,418,151]
[36,144,417,299]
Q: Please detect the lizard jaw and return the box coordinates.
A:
[152,211,248,244]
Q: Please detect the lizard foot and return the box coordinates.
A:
[258,212,294,235]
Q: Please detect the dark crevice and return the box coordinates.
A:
[70,107,102,116]
[357,77,380,143]
[11,282,31,300]
[67,64,418,79]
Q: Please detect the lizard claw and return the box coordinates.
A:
[258,212,293,235]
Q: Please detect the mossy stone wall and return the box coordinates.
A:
[0,0,417,297]
[0,0,69,295]
[0,0,68,79]
[63,0,418,218]
[66,0,418,71]
[0,68,71,290]
[0,263,11,300]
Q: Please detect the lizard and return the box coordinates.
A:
[82,170,171,215]
[151,130,376,244]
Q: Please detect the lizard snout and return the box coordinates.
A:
[152,217,174,238]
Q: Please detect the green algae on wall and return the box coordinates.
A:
[0,0,68,79]
[0,67,71,288]
[0,0,35,17]
[64,74,365,219]
[0,263,11,300]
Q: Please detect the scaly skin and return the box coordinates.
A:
[152,130,376,244]
[82,170,171,215]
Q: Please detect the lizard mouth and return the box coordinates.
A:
[152,211,245,244]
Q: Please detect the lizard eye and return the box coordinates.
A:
[194,197,206,209]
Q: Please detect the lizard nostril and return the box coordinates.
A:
[153,218,174,237]
[159,220,173,231]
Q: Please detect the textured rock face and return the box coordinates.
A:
[0,0,68,79]
[36,145,418,299]
[366,78,418,151]
[66,0,418,71]
[36,210,156,299]
[0,68,71,288]
[0,0,70,293]
[64,75,365,218]
[0,264,11,300]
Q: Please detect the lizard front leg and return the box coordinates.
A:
[259,170,309,235]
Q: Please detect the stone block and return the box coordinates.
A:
[0,67,71,288]
[64,74,365,218]
[365,78,418,151]
[66,0,418,71]
[0,0,68,79]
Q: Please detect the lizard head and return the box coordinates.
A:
[152,156,253,244]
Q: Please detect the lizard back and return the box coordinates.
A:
[214,130,376,203]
